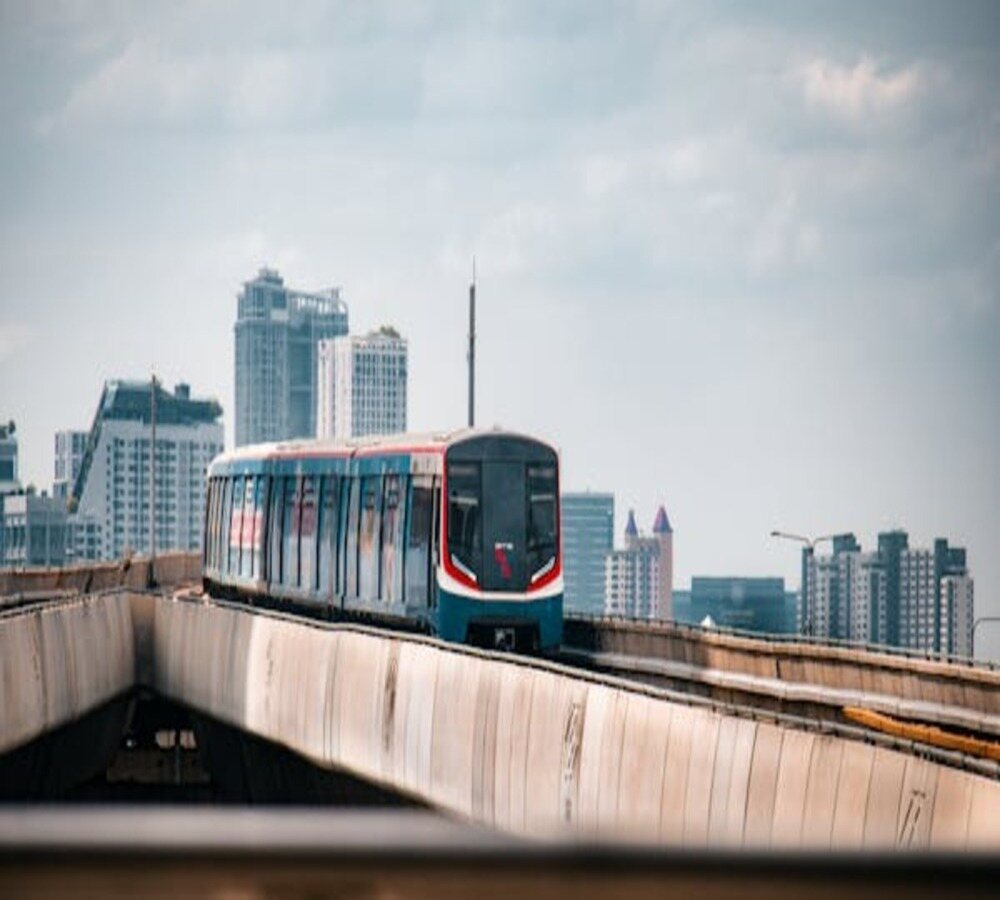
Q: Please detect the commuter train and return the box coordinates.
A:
[202,428,563,652]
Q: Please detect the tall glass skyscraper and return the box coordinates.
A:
[235,268,348,446]
[561,492,614,616]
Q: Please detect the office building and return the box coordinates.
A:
[235,267,348,446]
[316,328,407,440]
[1,493,67,568]
[54,429,88,500]
[940,574,974,658]
[68,380,223,561]
[0,422,18,496]
[689,576,793,634]
[561,492,614,616]
[604,506,673,619]
[802,529,973,655]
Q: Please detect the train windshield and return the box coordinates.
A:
[526,464,558,582]
[446,436,559,591]
[446,462,482,582]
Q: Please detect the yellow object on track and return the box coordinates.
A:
[843,706,1000,761]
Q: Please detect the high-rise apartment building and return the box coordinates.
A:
[53,429,88,500]
[316,328,407,440]
[802,529,973,655]
[940,574,974,657]
[0,422,18,496]
[68,380,223,561]
[561,492,614,616]
[604,506,673,619]
[235,267,348,446]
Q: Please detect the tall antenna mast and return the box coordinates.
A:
[467,259,476,428]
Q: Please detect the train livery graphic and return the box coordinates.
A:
[203,428,563,652]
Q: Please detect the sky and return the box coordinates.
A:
[0,1,998,657]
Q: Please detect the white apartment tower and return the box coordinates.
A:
[68,380,224,560]
[316,328,407,441]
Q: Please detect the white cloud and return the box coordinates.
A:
[36,34,419,134]
[799,56,923,122]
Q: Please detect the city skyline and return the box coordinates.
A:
[0,3,997,657]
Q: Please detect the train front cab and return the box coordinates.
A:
[436,434,563,653]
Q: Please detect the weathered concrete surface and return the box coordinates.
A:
[564,617,1000,725]
[2,588,998,847]
[0,593,134,757]
[149,596,1000,849]
[0,551,201,600]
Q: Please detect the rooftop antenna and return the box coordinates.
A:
[467,259,476,428]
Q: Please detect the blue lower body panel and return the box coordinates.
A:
[436,588,563,651]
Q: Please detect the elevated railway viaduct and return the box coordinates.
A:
[1,555,998,849]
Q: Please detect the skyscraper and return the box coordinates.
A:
[68,380,223,560]
[316,328,407,440]
[234,267,348,446]
[0,422,18,496]
[561,492,614,616]
[53,429,87,500]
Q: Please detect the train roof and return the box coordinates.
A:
[210,426,556,471]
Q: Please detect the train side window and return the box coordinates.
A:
[212,479,222,571]
[405,482,433,607]
[430,478,441,608]
[318,475,340,598]
[300,475,318,593]
[251,476,267,581]
[268,476,284,587]
[240,476,255,579]
[345,476,360,597]
[220,477,235,576]
[380,474,405,603]
[358,475,382,600]
[282,476,301,588]
[230,475,246,575]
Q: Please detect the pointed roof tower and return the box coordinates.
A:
[625,509,638,539]
[653,505,672,534]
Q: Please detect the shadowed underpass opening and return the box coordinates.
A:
[0,689,417,807]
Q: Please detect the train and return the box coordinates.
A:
[202,428,563,652]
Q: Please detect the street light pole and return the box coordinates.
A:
[972,616,1000,661]
[770,530,837,638]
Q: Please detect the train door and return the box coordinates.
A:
[358,475,382,600]
[318,475,340,604]
[405,475,435,614]
[380,474,405,605]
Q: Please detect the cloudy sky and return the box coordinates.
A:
[1,1,997,654]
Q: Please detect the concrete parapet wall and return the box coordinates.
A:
[0,594,134,756]
[151,597,1000,849]
[564,618,1000,718]
[0,552,200,599]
